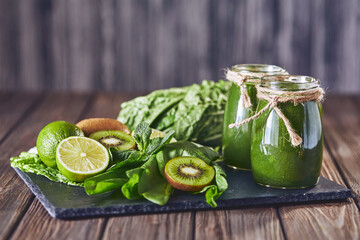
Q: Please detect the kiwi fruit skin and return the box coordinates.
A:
[76,118,130,136]
[164,157,215,192]
[89,130,136,150]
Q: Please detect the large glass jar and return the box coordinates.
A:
[222,64,288,170]
[251,75,323,188]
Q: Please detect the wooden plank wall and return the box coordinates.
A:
[0,0,359,93]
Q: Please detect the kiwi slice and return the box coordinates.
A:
[89,130,136,151]
[164,157,215,191]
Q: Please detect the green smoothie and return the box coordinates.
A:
[222,83,257,170]
[251,76,323,188]
[222,64,288,170]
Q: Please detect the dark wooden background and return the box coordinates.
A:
[0,0,359,93]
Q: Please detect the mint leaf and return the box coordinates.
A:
[132,122,152,151]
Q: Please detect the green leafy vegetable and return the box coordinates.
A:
[122,168,143,199]
[156,141,228,207]
[84,122,228,207]
[84,171,128,195]
[138,156,174,205]
[132,122,152,151]
[84,122,175,197]
[118,87,189,131]
[118,80,231,146]
[10,152,83,186]
[11,121,228,207]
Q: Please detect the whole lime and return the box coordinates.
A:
[36,121,84,168]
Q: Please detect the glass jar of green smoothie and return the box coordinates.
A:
[222,64,288,170]
[251,75,324,189]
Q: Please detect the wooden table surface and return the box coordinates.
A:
[0,92,359,240]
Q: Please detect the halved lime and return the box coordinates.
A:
[150,129,177,143]
[56,137,110,182]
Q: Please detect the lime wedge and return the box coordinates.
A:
[56,137,109,182]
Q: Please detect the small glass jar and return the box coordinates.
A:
[222,64,288,170]
[251,75,323,189]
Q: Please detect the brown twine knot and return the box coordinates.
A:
[229,85,325,147]
[225,69,263,108]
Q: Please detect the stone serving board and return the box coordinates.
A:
[13,166,354,219]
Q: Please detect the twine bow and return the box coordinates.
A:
[225,69,263,108]
[229,85,325,147]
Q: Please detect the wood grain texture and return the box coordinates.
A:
[322,96,360,202]
[278,147,360,240]
[10,200,105,240]
[195,208,284,240]
[80,92,145,119]
[0,93,92,240]
[0,92,40,142]
[0,0,359,93]
[103,212,194,240]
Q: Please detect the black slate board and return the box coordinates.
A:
[14,167,354,219]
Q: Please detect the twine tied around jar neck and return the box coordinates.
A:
[228,85,325,146]
[225,69,263,108]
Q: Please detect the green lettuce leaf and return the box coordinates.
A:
[10,152,83,186]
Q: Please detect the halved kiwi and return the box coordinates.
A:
[76,118,131,136]
[164,157,215,191]
[89,130,136,151]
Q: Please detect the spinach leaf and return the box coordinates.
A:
[212,162,228,193]
[121,156,158,200]
[117,80,231,147]
[138,156,174,205]
[84,170,128,195]
[196,185,222,207]
[122,168,143,199]
[109,150,143,170]
[118,87,189,131]
[194,161,228,207]
[109,149,137,165]
[84,152,144,195]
